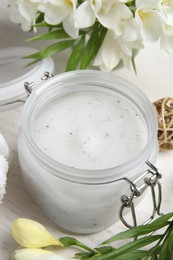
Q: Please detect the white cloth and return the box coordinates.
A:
[0,133,9,202]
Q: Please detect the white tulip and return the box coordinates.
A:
[12,248,67,260]
[75,0,96,28]
[12,218,63,248]
[38,0,79,38]
[93,30,122,72]
[8,0,39,31]
[93,19,143,72]
[122,19,144,49]
[136,8,164,41]
[136,0,173,25]
[76,0,132,35]
[136,0,165,41]
[94,0,132,35]
[160,24,173,54]
[136,0,160,8]
[159,0,173,25]
[136,0,173,53]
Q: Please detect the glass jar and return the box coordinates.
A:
[17,70,158,234]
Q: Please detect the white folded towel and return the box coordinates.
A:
[0,133,10,161]
[0,133,10,202]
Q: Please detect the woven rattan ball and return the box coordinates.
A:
[153,97,173,151]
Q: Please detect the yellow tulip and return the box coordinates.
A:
[12,218,63,248]
[12,248,68,260]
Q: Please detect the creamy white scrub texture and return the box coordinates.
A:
[31,91,146,170]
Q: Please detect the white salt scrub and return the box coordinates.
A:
[31,91,146,170]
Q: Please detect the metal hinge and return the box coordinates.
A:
[119,161,163,229]
[24,71,54,97]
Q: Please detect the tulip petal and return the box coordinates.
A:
[8,0,38,30]
[136,0,160,8]
[122,19,144,49]
[75,0,96,28]
[12,248,66,260]
[93,31,121,71]
[136,8,164,41]
[96,3,132,34]
[39,3,70,25]
[159,0,173,25]
[161,33,173,55]
[12,218,62,248]
[48,0,69,5]
[123,19,140,42]
[63,14,79,38]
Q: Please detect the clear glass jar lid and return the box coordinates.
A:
[0,47,54,111]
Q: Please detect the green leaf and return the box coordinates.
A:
[89,235,162,260]
[103,213,173,244]
[159,225,173,260]
[26,29,69,41]
[94,246,115,255]
[24,40,75,60]
[35,12,44,24]
[149,244,161,258]
[32,21,50,28]
[132,48,137,74]
[25,58,42,67]
[33,22,63,28]
[80,23,107,69]
[65,35,85,71]
[104,250,150,260]
[151,253,158,260]
[75,252,94,259]
[159,240,173,260]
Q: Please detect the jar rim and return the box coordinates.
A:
[21,70,158,183]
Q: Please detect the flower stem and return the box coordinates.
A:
[59,237,96,253]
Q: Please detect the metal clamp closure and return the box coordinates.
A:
[0,71,54,108]
[24,71,54,98]
[41,71,54,81]
[24,82,34,97]
[119,161,163,229]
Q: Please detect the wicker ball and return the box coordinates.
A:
[153,97,173,151]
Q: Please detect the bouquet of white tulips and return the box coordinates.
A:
[8,0,173,72]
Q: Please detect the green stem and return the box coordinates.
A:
[75,239,96,254]
[59,237,96,254]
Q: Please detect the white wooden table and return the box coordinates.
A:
[1,1,173,259]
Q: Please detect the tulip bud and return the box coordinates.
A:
[12,248,68,260]
[12,218,63,248]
